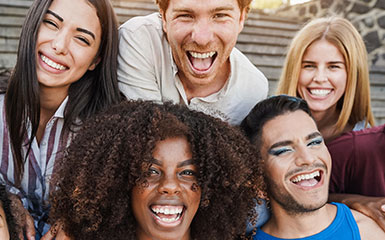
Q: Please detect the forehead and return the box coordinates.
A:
[167,0,241,11]
[261,111,318,147]
[303,39,344,61]
[47,0,100,31]
[152,137,193,165]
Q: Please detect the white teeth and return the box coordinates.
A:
[155,215,180,223]
[151,206,183,215]
[291,171,320,183]
[310,89,331,97]
[40,54,67,70]
[190,51,216,59]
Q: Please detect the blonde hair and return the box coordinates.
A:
[276,16,375,135]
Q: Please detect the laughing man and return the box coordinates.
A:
[117,0,268,125]
[241,95,385,239]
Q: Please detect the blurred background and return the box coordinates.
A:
[0,0,384,124]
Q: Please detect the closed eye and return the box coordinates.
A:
[307,137,323,147]
[76,36,90,46]
[43,19,58,29]
[268,147,293,156]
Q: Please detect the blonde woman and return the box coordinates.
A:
[276,16,374,143]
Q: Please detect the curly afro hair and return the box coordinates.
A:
[49,100,264,240]
[0,184,22,239]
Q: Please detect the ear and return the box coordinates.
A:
[160,9,167,34]
[88,57,101,71]
[238,8,247,34]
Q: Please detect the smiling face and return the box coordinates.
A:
[260,110,331,215]
[298,39,347,115]
[161,0,246,91]
[132,137,201,240]
[35,0,101,94]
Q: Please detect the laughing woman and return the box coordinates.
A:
[0,0,120,238]
[48,101,264,240]
[276,17,374,143]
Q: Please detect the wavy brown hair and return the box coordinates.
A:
[49,100,263,240]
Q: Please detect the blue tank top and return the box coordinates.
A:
[253,202,360,240]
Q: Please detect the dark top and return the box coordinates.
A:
[327,124,385,196]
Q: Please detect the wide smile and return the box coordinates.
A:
[187,51,217,74]
[39,53,68,71]
[307,88,333,98]
[289,169,324,189]
[150,204,185,227]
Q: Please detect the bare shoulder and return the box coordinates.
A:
[351,209,385,239]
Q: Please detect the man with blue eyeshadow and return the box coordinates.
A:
[240,95,385,239]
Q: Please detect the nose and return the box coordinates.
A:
[294,147,316,167]
[51,30,70,55]
[191,20,214,46]
[157,175,181,195]
[313,69,328,82]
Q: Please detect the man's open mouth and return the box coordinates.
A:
[290,170,323,187]
[187,51,217,72]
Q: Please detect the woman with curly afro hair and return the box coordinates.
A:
[48,100,265,240]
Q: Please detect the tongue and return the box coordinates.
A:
[296,178,318,187]
[190,56,212,71]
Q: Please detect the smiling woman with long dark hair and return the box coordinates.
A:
[0,0,121,238]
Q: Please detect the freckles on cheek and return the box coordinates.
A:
[191,183,199,192]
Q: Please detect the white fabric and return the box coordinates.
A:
[117,13,268,125]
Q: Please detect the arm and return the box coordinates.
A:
[41,222,71,240]
[351,208,385,238]
[117,23,162,102]
[330,193,385,232]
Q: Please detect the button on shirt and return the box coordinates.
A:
[0,94,73,235]
[118,13,268,125]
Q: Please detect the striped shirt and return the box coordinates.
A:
[0,94,73,235]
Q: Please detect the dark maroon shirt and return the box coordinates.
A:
[327,124,385,197]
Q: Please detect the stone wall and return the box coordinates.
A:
[275,0,385,70]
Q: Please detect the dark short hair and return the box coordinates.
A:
[241,95,312,148]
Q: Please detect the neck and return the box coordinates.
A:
[263,203,337,239]
[39,86,68,116]
[179,59,230,102]
[36,86,68,143]
[311,107,341,143]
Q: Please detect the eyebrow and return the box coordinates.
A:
[46,10,95,40]
[47,10,63,22]
[173,5,235,13]
[305,132,322,141]
[76,27,95,40]
[268,131,322,149]
[302,60,345,64]
[150,158,195,168]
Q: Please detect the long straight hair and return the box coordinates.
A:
[5,0,121,184]
[276,16,375,135]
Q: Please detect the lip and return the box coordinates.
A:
[289,169,325,190]
[38,51,69,73]
[186,51,217,76]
